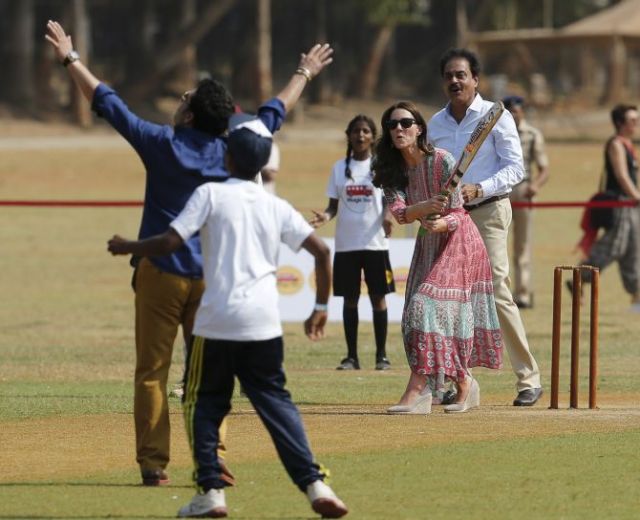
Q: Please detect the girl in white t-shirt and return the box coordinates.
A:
[310,114,395,370]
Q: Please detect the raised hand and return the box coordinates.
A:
[297,43,334,79]
[45,20,73,63]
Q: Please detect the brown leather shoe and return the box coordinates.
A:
[219,460,236,487]
[141,468,170,486]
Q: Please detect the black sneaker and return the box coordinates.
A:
[565,279,573,295]
[513,387,543,406]
[141,468,170,486]
[336,357,360,370]
[514,294,534,309]
[375,357,391,370]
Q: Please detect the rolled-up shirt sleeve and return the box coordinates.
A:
[91,83,166,153]
[258,98,286,134]
[478,111,525,197]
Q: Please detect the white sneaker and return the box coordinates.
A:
[306,480,348,518]
[177,489,228,518]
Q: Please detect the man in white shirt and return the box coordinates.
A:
[107,114,348,519]
[427,48,543,407]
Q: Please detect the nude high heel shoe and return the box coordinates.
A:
[387,392,432,415]
[444,378,480,413]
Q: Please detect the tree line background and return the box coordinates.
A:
[0,0,622,126]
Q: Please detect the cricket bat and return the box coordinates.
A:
[442,100,505,194]
[422,100,505,230]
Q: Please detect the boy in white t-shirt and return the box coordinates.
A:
[108,114,348,519]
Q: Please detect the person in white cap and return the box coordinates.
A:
[45,19,334,487]
[107,113,348,519]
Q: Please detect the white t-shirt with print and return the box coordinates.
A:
[171,178,313,341]
[326,156,388,252]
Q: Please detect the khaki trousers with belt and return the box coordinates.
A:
[134,257,227,473]
[467,198,541,392]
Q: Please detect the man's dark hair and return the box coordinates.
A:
[611,103,637,130]
[503,95,525,110]
[188,79,235,137]
[439,48,481,78]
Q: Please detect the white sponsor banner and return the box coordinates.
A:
[277,238,414,322]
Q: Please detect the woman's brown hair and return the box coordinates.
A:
[372,100,433,190]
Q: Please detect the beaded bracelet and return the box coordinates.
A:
[295,67,312,82]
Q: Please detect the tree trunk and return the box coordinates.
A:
[308,0,328,104]
[255,0,272,106]
[359,24,395,100]
[172,0,198,94]
[5,0,35,109]
[124,0,157,85]
[70,0,92,127]
[456,0,469,48]
[124,0,238,101]
[604,36,627,105]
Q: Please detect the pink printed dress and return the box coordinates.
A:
[384,148,503,394]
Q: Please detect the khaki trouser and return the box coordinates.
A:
[468,198,541,392]
[134,257,227,472]
[509,182,534,305]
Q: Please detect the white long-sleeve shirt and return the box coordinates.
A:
[427,93,525,202]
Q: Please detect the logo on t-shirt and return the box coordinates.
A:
[345,185,373,197]
[342,183,375,214]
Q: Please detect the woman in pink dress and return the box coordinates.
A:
[372,101,503,414]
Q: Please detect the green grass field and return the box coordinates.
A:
[1,138,639,519]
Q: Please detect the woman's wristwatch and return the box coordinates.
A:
[62,50,80,67]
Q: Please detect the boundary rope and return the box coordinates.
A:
[1,199,638,209]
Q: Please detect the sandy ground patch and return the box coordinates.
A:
[2,398,639,483]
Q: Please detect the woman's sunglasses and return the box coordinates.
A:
[385,118,416,130]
